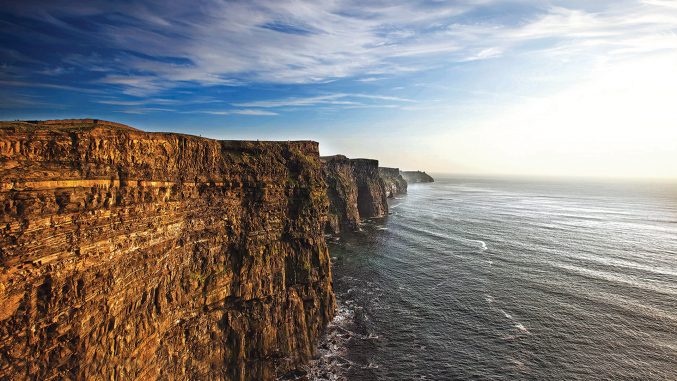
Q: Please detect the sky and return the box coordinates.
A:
[1,0,676,178]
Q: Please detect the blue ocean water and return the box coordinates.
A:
[309,175,677,380]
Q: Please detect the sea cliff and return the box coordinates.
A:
[321,156,389,234]
[402,170,434,183]
[0,120,335,380]
[378,167,407,198]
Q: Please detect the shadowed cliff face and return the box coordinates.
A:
[321,155,360,234]
[379,167,407,198]
[320,156,389,234]
[0,119,335,381]
[352,159,388,220]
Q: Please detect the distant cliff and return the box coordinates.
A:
[379,167,407,198]
[402,170,434,183]
[321,156,389,234]
[0,120,335,380]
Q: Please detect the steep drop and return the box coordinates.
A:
[0,119,335,380]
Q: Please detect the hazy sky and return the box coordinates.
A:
[1,0,676,178]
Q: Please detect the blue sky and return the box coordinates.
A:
[2,1,676,177]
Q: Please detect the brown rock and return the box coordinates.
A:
[351,159,388,220]
[320,156,388,234]
[0,119,335,380]
[378,167,407,198]
[320,155,360,234]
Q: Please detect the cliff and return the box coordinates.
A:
[320,156,388,234]
[0,119,335,380]
[352,159,388,220]
[402,170,434,183]
[378,167,407,198]
[320,155,360,234]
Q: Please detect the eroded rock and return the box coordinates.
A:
[378,167,407,198]
[0,119,335,380]
[320,156,388,234]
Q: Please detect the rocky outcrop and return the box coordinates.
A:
[402,170,434,183]
[378,167,407,198]
[351,159,388,220]
[320,155,360,235]
[320,156,389,234]
[0,119,335,381]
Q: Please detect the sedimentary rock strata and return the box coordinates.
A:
[378,167,407,198]
[320,156,389,234]
[320,155,360,235]
[0,119,335,380]
[351,159,388,220]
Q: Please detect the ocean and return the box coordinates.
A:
[308,175,677,380]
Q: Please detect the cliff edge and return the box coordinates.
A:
[402,170,434,183]
[378,167,407,198]
[0,120,335,380]
[320,156,388,234]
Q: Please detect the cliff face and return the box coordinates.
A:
[320,155,360,235]
[402,170,434,183]
[351,159,388,220]
[0,120,335,380]
[320,156,388,234]
[351,159,388,219]
[378,167,407,198]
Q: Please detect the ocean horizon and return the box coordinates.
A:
[310,175,677,380]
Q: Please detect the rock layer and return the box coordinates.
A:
[352,159,388,220]
[402,170,434,183]
[320,156,388,234]
[0,119,335,381]
[378,167,407,198]
[320,155,360,235]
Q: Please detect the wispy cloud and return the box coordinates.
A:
[233,93,415,108]
[0,79,102,94]
[2,0,676,96]
[199,109,279,116]
[97,99,177,106]
[114,107,175,115]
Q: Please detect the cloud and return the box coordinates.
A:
[97,99,178,106]
[0,79,102,94]
[114,107,176,115]
[232,93,415,108]
[200,109,279,116]
[2,0,676,96]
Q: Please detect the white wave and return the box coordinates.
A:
[469,239,488,251]
[500,309,531,335]
[515,323,530,333]
[303,305,355,380]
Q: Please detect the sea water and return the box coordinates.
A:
[309,175,677,380]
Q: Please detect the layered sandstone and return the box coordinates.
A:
[352,159,388,220]
[0,119,335,380]
[320,156,389,234]
[402,170,434,183]
[320,155,360,235]
[378,167,407,198]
